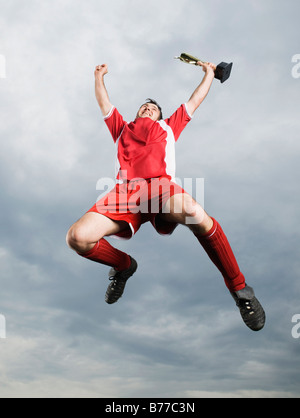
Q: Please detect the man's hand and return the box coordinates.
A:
[94,64,108,80]
[196,61,216,73]
[94,64,112,116]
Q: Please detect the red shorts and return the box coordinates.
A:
[87,176,185,239]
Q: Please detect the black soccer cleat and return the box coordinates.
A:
[105,257,138,304]
[231,285,265,331]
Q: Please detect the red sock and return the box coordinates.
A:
[79,238,131,271]
[195,218,245,292]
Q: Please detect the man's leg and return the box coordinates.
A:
[66,212,138,304]
[160,193,265,331]
[161,193,245,292]
[66,212,131,270]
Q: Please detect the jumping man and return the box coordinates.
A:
[66,61,265,331]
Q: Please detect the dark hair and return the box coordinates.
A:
[145,98,163,120]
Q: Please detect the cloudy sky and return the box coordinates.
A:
[0,0,300,398]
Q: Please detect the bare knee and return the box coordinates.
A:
[186,213,213,235]
[175,194,207,226]
[182,199,212,234]
[162,193,213,234]
[66,223,93,253]
[66,212,124,254]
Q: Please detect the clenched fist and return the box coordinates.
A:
[94,64,108,79]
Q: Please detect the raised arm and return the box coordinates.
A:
[94,64,113,116]
[186,62,216,116]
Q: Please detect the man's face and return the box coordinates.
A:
[136,103,161,121]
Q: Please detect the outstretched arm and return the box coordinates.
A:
[186,62,216,116]
[94,64,113,116]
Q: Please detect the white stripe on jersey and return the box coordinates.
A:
[158,120,176,183]
[103,106,115,120]
[115,126,126,183]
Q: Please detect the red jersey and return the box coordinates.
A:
[104,104,192,182]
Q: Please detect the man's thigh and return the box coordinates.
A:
[160,193,212,232]
[72,212,128,242]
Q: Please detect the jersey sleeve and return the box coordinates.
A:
[104,106,127,143]
[164,103,193,142]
